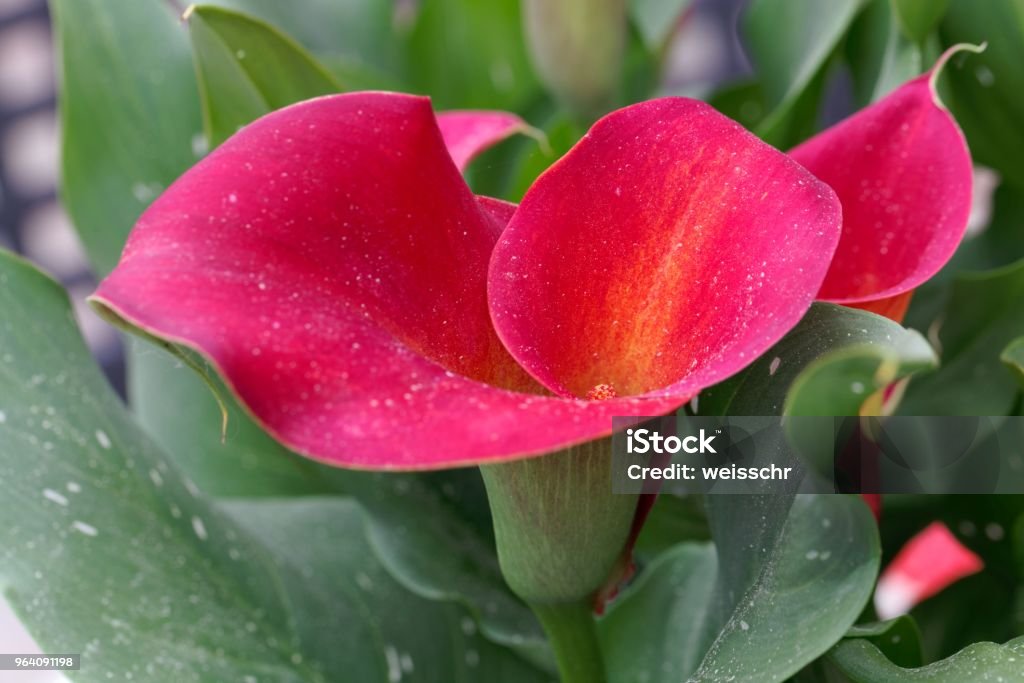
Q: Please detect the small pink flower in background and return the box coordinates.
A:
[875,522,984,619]
[794,46,977,322]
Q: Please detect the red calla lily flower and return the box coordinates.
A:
[794,46,977,321]
[93,92,841,470]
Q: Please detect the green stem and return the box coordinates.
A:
[531,600,607,683]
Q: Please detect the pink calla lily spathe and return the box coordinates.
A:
[92,92,842,470]
[795,46,976,320]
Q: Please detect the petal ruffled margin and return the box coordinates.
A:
[488,97,842,399]
[792,47,980,305]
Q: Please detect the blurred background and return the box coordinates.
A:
[0,0,121,388]
[0,0,68,677]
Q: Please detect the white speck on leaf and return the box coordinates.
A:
[43,488,68,506]
[72,521,98,537]
[384,646,402,682]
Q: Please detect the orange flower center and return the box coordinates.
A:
[585,383,618,401]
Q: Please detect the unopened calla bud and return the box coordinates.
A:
[521,0,626,118]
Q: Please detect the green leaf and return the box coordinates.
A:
[215,0,402,79]
[939,184,1024,278]
[632,494,710,562]
[940,0,1024,189]
[783,330,936,418]
[744,0,865,107]
[600,543,719,681]
[127,346,552,667]
[756,66,832,149]
[0,249,547,682]
[830,635,1024,682]
[347,473,554,669]
[892,0,951,43]
[51,0,203,275]
[743,0,866,145]
[1001,337,1024,390]
[126,340,549,663]
[847,0,924,106]
[843,617,924,668]
[903,183,1024,337]
[629,0,695,50]
[1015,513,1024,579]
[700,303,937,417]
[186,5,341,148]
[225,499,551,683]
[52,0,397,278]
[707,80,769,131]
[503,111,585,201]
[127,342,340,496]
[901,258,1024,415]
[600,494,880,682]
[404,0,541,110]
[121,304,546,660]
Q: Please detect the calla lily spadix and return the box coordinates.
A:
[92,93,842,470]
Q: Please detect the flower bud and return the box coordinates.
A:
[521,0,626,118]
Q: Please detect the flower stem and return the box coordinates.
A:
[530,600,608,683]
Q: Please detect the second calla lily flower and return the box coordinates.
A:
[92,92,841,470]
[796,46,979,321]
